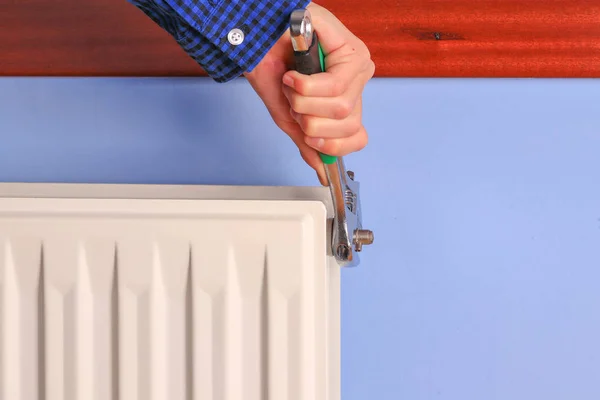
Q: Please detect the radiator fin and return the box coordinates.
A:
[0,198,335,400]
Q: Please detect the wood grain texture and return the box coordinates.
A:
[1,0,599,77]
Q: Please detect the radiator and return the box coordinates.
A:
[0,183,340,400]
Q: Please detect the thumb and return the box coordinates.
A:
[305,2,351,55]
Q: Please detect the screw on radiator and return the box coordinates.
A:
[353,229,374,252]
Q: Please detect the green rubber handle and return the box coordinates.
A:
[318,42,326,73]
[316,44,337,164]
[293,31,336,165]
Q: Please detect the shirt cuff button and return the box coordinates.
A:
[227,28,245,45]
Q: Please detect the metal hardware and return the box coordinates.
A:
[354,229,374,252]
[323,157,374,267]
[290,9,313,52]
[290,8,374,267]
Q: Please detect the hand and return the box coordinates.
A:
[244,2,375,185]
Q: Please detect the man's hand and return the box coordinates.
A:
[244,2,375,185]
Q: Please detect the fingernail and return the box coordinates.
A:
[283,74,294,88]
[305,137,324,149]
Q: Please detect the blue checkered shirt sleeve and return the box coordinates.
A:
[128,0,311,82]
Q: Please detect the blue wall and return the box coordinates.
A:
[2,77,600,399]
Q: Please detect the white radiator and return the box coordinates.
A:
[0,183,340,400]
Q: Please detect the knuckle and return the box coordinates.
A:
[356,131,369,151]
[367,59,376,77]
[323,139,343,156]
[295,77,313,96]
[330,79,347,97]
[363,44,372,62]
[293,77,306,95]
[333,99,354,119]
[294,113,306,129]
[289,93,303,113]
[356,39,375,76]
[349,120,363,135]
[302,117,320,137]
[345,114,363,135]
[355,38,370,59]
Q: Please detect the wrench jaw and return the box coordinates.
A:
[326,158,372,268]
[324,161,351,265]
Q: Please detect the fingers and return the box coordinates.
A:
[282,72,366,119]
[284,86,356,119]
[283,57,374,98]
[289,107,361,139]
[289,91,369,157]
[245,51,327,184]
[280,6,374,159]
[282,4,374,99]
[305,125,369,157]
[249,2,374,183]
[282,5,374,99]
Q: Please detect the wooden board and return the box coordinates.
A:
[1,0,599,78]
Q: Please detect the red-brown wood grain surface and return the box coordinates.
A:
[1,0,599,77]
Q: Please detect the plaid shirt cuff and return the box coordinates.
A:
[130,0,311,83]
